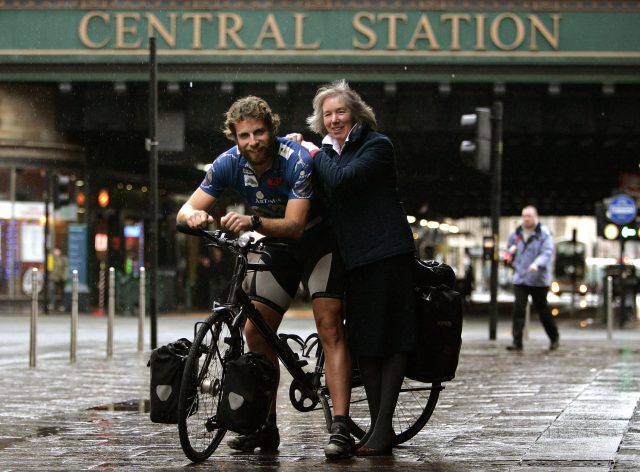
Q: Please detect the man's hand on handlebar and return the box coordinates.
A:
[220,211,252,233]
[185,209,214,228]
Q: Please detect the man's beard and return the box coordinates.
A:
[243,139,276,168]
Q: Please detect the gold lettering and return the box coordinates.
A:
[115,13,142,49]
[183,13,213,49]
[78,11,110,49]
[294,13,320,49]
[218,13,245,49]
[474,14,487,50]
[352,12,376,49]
[491,13,525,50]
[254,14,286,49]
[378,13,407,50]
[441,14,470,51]
[145,13,177,48]
[407,14,440,50]
[529,14,560,50]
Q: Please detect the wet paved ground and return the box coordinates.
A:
[0,311,639,471]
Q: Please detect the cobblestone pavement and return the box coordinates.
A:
[0,313,639,471]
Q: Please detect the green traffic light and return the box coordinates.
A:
[621,226,637,238]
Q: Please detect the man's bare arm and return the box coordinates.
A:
[176,188,216,228]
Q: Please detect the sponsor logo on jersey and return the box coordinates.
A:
[243,169,259,187]
[256,198,283,205]
[279,143,294,160]
[256,191,264,199]
[267,176,285,187]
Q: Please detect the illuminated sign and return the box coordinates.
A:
[124,225,141,238]
[95,233,108,252]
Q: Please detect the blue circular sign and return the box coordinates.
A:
[608,194,637,225]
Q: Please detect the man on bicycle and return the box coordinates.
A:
[176,96,354,459]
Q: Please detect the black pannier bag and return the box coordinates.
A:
[148,338,192,424]
[216,352,278,434]
[406,258,463,383]
[413,257,456,289]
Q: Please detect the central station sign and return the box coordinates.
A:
[0,9,639,63]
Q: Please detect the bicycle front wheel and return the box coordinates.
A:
[348,371,443,446]
[178,313,241,462]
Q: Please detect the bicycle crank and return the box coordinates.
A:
[289,373,319,412]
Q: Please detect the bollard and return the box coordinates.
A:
[524,299,530,340]
[29,268,38,368]
[107,267,115,359]
[606,275,613,340]
[70,269,79,363]
[138,267,146,352]
[98,264,106,315]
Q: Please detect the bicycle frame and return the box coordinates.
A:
[183,226,326,410]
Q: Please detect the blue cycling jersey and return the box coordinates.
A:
[200,137,325,231]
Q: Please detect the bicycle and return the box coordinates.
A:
[176,225,444,462]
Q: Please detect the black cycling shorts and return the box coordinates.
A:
[245,227,345,315]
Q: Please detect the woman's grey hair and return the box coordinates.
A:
[306,79,377,135]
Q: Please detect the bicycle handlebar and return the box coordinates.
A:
[176,224,295,254]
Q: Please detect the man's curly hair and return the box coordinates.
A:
[222,95,281,142]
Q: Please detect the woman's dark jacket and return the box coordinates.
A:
[313,123,415,270]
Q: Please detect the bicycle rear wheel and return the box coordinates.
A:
[347,371,443,446]
[178,312,241,462]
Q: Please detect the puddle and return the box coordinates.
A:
[0,438,22,451]
[35,426,63,437]
[0,426,66,451]
[88,399,150,413]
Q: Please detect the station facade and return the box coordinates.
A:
[1,0,639,308]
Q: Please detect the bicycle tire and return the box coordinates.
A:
[347,373,442,446]
[178,312,241,462]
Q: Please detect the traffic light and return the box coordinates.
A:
[54,174,71,208]
[98,188,110,208]
[460,107,491,173]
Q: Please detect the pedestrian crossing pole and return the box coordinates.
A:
[488,101,503,341]
[146,37,159,350]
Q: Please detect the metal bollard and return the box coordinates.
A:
[70,269,79,363]
[606,275,613,340]
[138,267,146,352]
[98,264,106,315]
[29,268,38,368]
[107,267,115,359]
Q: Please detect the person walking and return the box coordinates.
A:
[288,79,416,455]
[176,95,353,459]
[50,247,67,312]
[504,205,560,351]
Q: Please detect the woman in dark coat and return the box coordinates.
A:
[288,80,416,455]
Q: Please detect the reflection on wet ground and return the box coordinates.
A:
[0,426,66,452]
[88,399,150,413]
[0,438,20,451]
[0,316,639,470]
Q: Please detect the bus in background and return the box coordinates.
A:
[551,239,590,297]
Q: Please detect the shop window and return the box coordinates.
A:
[0,169,9,200]
[15,168,45,202]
